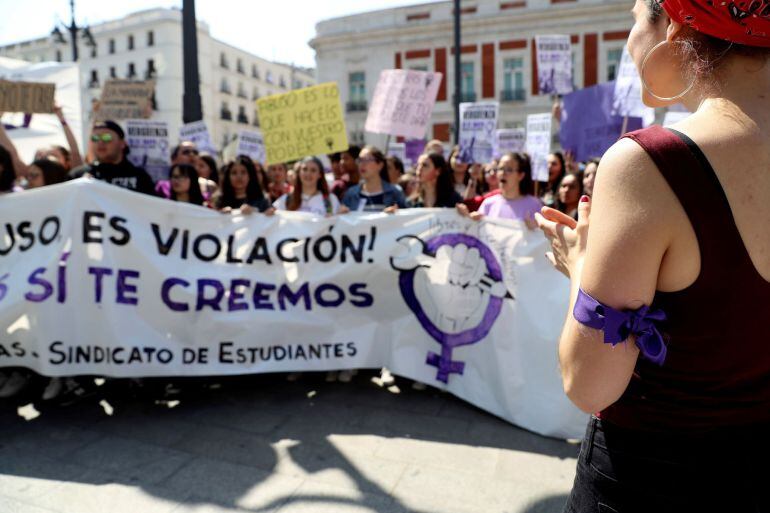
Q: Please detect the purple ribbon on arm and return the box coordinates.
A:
[573,288,668,366]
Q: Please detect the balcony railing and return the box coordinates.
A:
[346,100,368,112]
[453,92,477,103]
[500,89,526,102]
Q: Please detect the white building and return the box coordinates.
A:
[310,0,632,147]
[0,8,315,153]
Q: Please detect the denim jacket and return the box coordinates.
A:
[342,182,408,211]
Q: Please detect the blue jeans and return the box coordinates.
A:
[564,416,770,513]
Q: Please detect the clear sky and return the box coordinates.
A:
[0,0,437,68]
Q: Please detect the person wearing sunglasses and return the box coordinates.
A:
[70,120,155,195]
[156,141,203,198]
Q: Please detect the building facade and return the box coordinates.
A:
[0,8,315,152]
[310,0,632,147]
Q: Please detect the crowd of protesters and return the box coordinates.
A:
[0,104,601,401]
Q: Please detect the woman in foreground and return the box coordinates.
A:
[537,1,770,511]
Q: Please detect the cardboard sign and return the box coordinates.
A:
[535,35,573,96]
[0,80,55,113]
[560,82,643,162]
[96,79,154,121]
[525,113,552,182]
[459,102,499,164]
[125,120,171,183]
[179,120,217,155]
[365,69,443,139]
[236,130,266,164]
[494,128,526,157]
[612,46,655,126]
[257,82,348,164]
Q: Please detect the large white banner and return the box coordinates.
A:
[0,180,587,439]
[0,57,84,163]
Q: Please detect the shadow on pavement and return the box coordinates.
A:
[0,372,579,513]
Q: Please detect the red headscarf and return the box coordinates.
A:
[661,0,770,47]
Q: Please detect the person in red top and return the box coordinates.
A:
[537,0,770,511]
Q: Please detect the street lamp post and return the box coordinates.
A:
[453,0,461,145]
[51,0,95,62]
[182,0,203,123]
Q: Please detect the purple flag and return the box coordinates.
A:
[559,82,643,162]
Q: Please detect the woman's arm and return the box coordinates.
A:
[54,106,83,168]
[0,115,29,178]
[537,139,676,413]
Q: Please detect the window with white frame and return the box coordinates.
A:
[461,62,475,100]
[502,57,524,100]
[607,48,623,81]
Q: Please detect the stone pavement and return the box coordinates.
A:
[0,373,579,513]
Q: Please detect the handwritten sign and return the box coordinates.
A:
[0,80,55,113]
[525,113,552,182]
[535,35,573,95]
[96,80,154,121]
[257,82,348,164]
[125,120,170,183]
[459,102,499,164]
[365,69,442,139]
[236,130,266,164]
[179,120,217,154]
[494,128,526,157]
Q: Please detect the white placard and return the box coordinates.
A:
[236,130,266,164]
[495,128,526,157]
[125,120,171,183]
[179,120,217,155]
[387,142,407,165]
[365,69,443,139]
[535,35,573,95]
[612,46,655,126]
[459,102,499,164]
[526,113,553,182]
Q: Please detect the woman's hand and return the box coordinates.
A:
[264,207,276,216]
[456,203,483,222]
[337,205,350,214]
[383,205,398,214]
[535,196,590,278]
[240,204,255,215]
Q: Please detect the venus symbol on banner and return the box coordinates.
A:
[390,234,513,383]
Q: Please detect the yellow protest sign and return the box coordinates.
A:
[257,82,348,164]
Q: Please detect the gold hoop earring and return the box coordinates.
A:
[640,40,695,102]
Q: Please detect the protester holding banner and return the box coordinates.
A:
[70,120,155,195]
[167,163,206,207]
[458,152,540,227]
[342,146,407,212]
[408,153,462,208]
[448,146,471,198]
[214,155,273,214]
[274,156,343,216]
[156,141,201,198]
[556,172,583,220]
[540,152,565,208]
[537,0,770,509]
[25,159,68,189]
[582,158,599,197]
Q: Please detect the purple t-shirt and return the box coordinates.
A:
[478,194,542,221]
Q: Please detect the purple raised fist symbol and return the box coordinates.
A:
[390,234,512,383]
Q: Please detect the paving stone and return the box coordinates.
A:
[67,435,194,486]
[33,480,185,513]
[375,436,500,477]
[275,479,399,513]
[0,495,59,513]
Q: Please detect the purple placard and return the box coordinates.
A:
[405,139,427,164]
[559,82,643,162]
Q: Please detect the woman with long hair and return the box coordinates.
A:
[540,151,565,208]
[457,152,541,227]
[214,155,273,214]
[555,171,583,220]
[448,145,470,197]
[341,146,406,212]
[194,152,219,198]
[274,156,343,216]
[408,152,462,208]
[25,159,69,189]
[168,163,206,206]
[536,1,770,510]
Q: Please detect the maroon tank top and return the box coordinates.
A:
[601,125,770,432]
